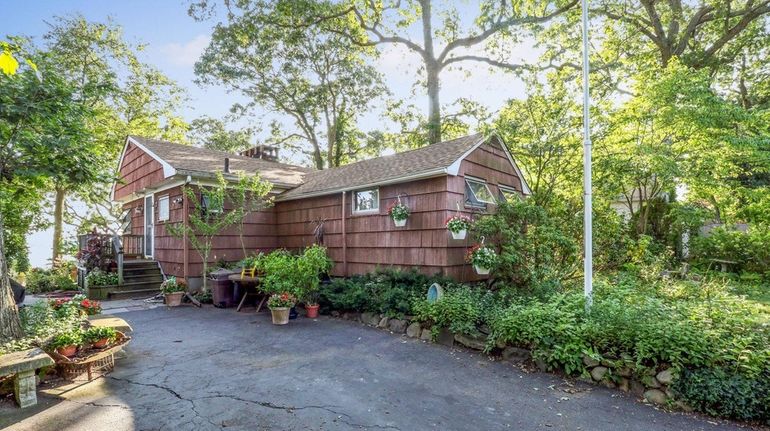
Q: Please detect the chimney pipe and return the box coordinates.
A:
[224,157,230,173]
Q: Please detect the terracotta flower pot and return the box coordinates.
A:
[305,304,320,319]
[270,307,290,325]
[56,345,78,358]
[474,265,490,275]
[393,217,407,227]
[165,291,184,307]
[451,229,467,240]
[92,338,110,349]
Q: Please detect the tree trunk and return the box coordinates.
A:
[420,0,441,145]
[0,209,23,343]
[52,185,65,263]
[426,66,442,144]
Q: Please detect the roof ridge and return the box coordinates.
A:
[316,132,485,174]
[128,135,312,171]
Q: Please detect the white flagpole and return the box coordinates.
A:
[581,0,593,311]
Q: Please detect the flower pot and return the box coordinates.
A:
[92,338,110,349]
[165,291,184,307]
[289,306,298,320]
[270,307,290,325]
[451,229,467,240]
[305,304,320,318]
[56,345,78,358]
[393,217,407,227]
[474,265,490,275]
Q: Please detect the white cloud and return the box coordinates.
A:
[159,34,211,67]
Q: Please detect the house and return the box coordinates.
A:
[109,132,530,287]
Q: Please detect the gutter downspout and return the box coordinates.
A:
[341,191,347,277]
[183,175,191,282]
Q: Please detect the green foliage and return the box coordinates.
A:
[296,245,333,304]
[84,326,116,343]
[691,225,770,274]
[160,276,186,294]
[48,329,84,349]
[260,246,333,303]
[318,269,452,317]
[85,269,118,287]
[473,199,579,296]
[25,266,78,293]
[413,285,493,336]
[671,368,770,422]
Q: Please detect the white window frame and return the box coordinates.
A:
[465,177,496,206]
[497,185,521,203]
[157,195,170,222]
[352,188,380,214]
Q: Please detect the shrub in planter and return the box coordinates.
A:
[268,293,296,325]
[84,326,117,348]
[466,245,497,275]
[49,329,84,357]
[85,269,119,287]
[446,215,472,239]
[297,245,333,317]
[388,202,410,227]
[161,277,187,307]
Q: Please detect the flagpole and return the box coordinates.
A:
[581,0,593,311]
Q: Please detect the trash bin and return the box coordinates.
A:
[210,268,237,308]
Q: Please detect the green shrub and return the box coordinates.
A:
[85,269,118,287]
[25,266,78,293]
[413,285,493,336]
[473,199,580,296]
[671,368,770,422]
[0,301,86,355]
[691,225,770,274]
[318,269,451,316]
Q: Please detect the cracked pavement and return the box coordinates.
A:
[0,306,747,431]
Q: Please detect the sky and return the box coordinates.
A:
[2,1,535,268]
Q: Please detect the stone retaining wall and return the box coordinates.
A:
[328,310,690,411]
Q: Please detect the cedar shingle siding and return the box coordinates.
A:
[114,134,528,282]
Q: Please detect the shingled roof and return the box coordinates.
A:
[276,133,486,201]
[128,136,311,188]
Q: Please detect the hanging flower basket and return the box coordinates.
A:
[388,201,410,228]
[446,215,472,239]
[466,245,497,275]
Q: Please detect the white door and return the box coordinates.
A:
[144,194,154,258]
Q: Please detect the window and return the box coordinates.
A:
[497,185,520,203]
[353,189,379,213]
[201,194,223,216]
[157,196,170,221]
[465,178,495,207]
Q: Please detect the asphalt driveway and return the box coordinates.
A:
[1,306,747,431]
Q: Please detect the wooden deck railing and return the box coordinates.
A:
[76,233,145,288]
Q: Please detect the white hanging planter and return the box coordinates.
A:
[474,265,491,275]
[450,229,467,240]
[393,217,407,227]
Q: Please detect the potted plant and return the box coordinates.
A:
[297,245,332,318]
[161,277,187,307]
[446,215,472,240]
[466,245,497,275]
[84,326,117,349]
[388,201,410,227]
[268,293,296,325]
[49,330,83,358]
[79,298,102,316]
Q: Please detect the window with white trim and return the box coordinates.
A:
[464,177,495,207]
[353,189,379,213]
[497,185,520,203]
[157,196,170,221]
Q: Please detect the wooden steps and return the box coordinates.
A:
[108,259,163,299]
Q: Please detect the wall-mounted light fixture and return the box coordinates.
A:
[172,197,184,206]
[134,206,143,214]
